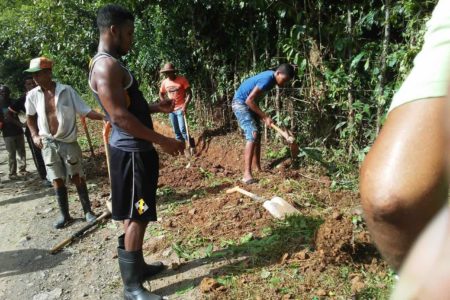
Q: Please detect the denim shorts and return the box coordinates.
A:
[232,101,261,142]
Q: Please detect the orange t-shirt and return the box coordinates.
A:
[160,76,190,110]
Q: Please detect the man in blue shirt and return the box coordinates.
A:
[232,64,295,184]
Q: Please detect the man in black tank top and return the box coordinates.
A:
[90,5,184,300]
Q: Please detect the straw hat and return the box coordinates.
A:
[160,63,178,73]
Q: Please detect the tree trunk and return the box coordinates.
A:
[250,31,257,68]
[275,86,281,124]
[346,2,354,160]
[376,0,391,134]
[264,95,269,144]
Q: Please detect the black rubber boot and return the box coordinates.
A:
[118,234,165,281]
[118,248,163,300]
[77,183,96,223]
[54,186,72,229]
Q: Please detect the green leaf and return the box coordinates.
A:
[350,52,365,69]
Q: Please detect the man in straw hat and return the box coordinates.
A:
[24,56,105,229]
[159,62,192,144]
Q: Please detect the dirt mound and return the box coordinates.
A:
[164,191,272,241]
[314,217,354,264]
[155,119,245,173]
[159,160,206,190]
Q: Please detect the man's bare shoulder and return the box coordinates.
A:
[91,56,124,80]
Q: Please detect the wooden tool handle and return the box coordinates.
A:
[50,237,73,254]
[50,211,111,254]
[270,124,289,139]
[226,186,265,202]
[102,121,112,181]
[81,116,95,157]
[270,124,295,143]
[183,113,191,139]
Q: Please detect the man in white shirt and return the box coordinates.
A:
[25,57,104,229]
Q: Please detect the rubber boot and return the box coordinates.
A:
[118,234,165,281]
[54,186,72,229]
[118,248,163,300]
[77,183,96,223]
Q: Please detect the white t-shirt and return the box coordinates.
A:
[25,82,91,143]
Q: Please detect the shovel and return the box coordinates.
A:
[270,123,300,160]
[50,210,111,254]
[80,116,95,158]
[102,121,113,212]
[183,113,196,156]
[226,186,299,219]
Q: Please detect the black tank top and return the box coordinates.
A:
[89,52,154,152]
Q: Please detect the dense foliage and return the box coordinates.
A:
[0,0,437,168]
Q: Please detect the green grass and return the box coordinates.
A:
[171,228,215,260]
[77,135,101,152]
[146,223,166,237]
[157,186,176,197]
[175,284,195,295]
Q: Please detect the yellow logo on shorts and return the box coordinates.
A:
[135,198,149,215]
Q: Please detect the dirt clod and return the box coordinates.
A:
[200,277,221,293]
[332,211,343,220]
[280,253,289,264]
[351,276,366,293]
[294,249,310,260]
[315,217,353,264]
[316,289,327,296]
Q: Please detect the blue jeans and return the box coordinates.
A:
[232,101,261,142]
[169,109,188,141]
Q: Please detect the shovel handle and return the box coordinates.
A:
[81,116,95,157]
[226,186,265,202]
[102,121,112,181]
[270,124,294,143]
[50,237,73,254]
[183,113,191,139]
[50,211,111,254]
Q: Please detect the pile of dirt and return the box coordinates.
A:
[158,160,206,190]
[163,191,272,241]
[314,216,354,264]
[155,120,245,173]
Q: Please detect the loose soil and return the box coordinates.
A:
[0,118,393,300]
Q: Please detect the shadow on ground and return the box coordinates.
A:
[158,182,234,206]
[150,214,323,295]
[195,124,234,157]
[0,248,70,278]
[0,189,54,207]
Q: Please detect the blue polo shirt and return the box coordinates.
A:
[233,70,276,105]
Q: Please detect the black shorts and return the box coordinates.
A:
[109,146,159,221]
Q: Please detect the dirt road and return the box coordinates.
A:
[0,137,123,300]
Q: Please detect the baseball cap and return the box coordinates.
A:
[24,57,53,73]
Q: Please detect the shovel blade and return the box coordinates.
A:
[188,137,196,148]
[263,197,299,219]
[290,142,300,159]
